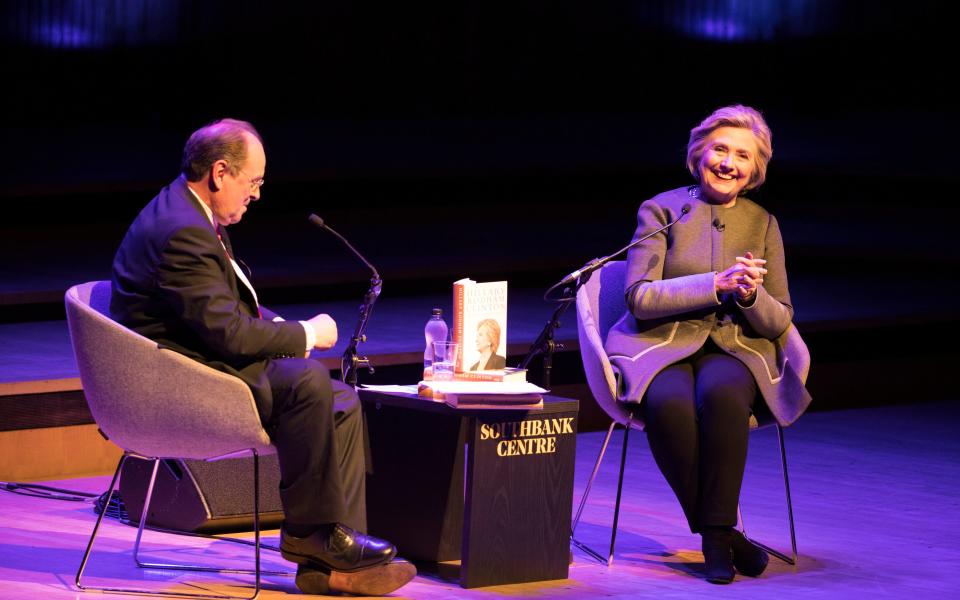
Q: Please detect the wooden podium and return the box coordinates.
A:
[359,390,578,588]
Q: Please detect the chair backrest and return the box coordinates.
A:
[575,261,635,426]
[65,281,273,460]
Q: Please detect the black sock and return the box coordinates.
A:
[703,525,733,539]
[285,521,336,538]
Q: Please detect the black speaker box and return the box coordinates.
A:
[119,455,285,533]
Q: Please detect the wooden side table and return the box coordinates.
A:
[360,390,579,588]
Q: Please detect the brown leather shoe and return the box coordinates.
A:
[293,564,330,595]
[281,523,396,572]
[295,560,417,596]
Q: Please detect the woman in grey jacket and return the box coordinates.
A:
[604,105,811,584]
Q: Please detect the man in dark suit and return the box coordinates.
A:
[110,118,415,596]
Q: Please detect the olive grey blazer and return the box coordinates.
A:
[604,187,812,427]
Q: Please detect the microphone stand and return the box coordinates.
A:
[519,205,690,389]
[341,273,382,388]
[308,214,382,388]
[517,260,595,390]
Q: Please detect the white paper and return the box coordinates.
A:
[360,384,420,394]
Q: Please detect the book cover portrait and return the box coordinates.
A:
[453,279,508,373]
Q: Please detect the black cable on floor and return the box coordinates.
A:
[2,480,281,552]
[1,481,99,502]
[95,489,129,521]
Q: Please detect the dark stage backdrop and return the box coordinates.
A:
[0,1,955,310]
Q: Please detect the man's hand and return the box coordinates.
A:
[307,313,338,350]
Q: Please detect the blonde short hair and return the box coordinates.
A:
[477,318,501,352]
[686,105,773,191]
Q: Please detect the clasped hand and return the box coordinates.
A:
[715,251,767,302]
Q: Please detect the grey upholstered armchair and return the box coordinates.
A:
[569,261,800,567]
[65,280,281,599]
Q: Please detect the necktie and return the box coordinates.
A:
[217,225,263,319]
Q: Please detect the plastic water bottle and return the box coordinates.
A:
[424,308,449,377]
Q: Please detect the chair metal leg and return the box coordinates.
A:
[739,424,798,566]
[131,457,161,568]
[607,417,632,565]
[571,421,616,564]
[571,419,631,566]
[571,421,616,533]
[780,425,799,562]
[77,450,284,599]
[75,452,128,592]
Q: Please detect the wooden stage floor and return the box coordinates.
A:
[1,401,957,599]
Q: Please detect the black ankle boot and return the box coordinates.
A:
[701,527,735,584]
[731,529,769,577]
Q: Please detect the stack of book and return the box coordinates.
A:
[418,380,546,410]
[423,366,528,383]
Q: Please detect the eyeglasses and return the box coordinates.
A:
[236,167,265,192]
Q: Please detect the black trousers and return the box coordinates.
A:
[642,344,756,532]
[259,358,367,532]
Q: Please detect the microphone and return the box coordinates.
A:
[555,203,691,288]
[308,214,382,387]
[308,214,380,279]
[712,218,725,232]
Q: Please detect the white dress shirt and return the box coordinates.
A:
[185,180,316,351]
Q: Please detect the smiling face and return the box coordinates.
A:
[697,126,758,205]
[210,133,266,226]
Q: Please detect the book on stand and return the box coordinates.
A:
[453,278,508,374]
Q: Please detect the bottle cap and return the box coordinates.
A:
[432,307,443,316]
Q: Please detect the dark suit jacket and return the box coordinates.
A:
[110,177,305,412]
